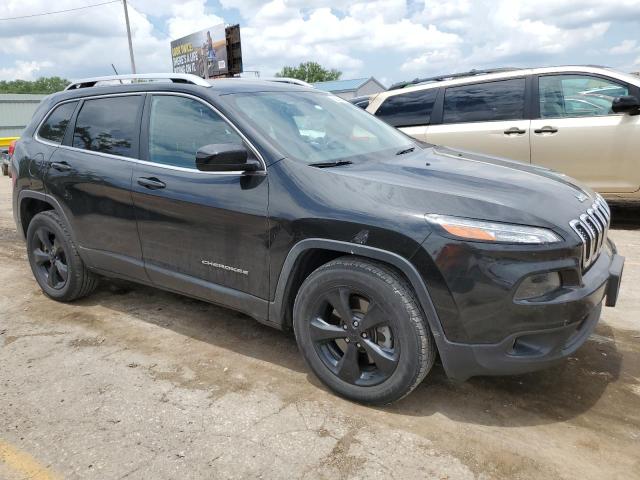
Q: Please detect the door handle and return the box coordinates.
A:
[50,161,71,172]
[504,127,526,135]
[137,177,166,190]
[534,126,559,134]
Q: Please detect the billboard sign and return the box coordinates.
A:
[170,24,228,78]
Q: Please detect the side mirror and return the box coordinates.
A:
[195,144,260,172]
[612,95,640,114]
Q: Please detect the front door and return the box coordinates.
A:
[530,74,640,193]
[45,94,147,281]
[426,78,531,163]
[131,93,269,315]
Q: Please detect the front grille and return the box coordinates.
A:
[569,196,610,271]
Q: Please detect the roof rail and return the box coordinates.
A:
[215,77,314,88]
[65,73,211,90]
[388,67,522,90]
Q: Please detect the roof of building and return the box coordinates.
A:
[312,77,375,93]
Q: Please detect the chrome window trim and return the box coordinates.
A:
[35,100,80,145]
[33,91,267,176]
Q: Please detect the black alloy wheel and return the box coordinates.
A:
[32,226,69,290]
[309,286,399,386]
[294,257,436,404]
[26,210,98,302]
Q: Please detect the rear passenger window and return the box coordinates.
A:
[38,102,77,144]
[375,89,438,127]
[443,79,525,124]
[72,96,141,157]
[148,95,244,168]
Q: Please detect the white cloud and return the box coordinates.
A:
[0,60,52,81]
[347,0,407,22]
[221,1,460,77]
[0,0,173,78]
[0,0,639,83]
[401,49,462,73]
[166,0,224,40]
[514,0,640,29]
[414,0,471,23]
[609,40,638,55]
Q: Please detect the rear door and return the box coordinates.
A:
[426,78,531,163]
[131,93,269,315]
[44,94,147,281]
[530,73,640,193]
[372,88,439,142]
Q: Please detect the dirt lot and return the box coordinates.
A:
[1,178,639,480]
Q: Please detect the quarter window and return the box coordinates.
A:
[148,95,244,168]
[539,75,629,118]
[38,101,78,144]
[375,89,438,127]
[443,79,526,124]
[72,96,141,157]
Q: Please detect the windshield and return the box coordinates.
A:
[223,91,416,164]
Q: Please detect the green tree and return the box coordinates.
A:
[275,61,341,83]
[0,77,69,94]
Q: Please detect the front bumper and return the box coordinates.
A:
[437,250,624,381]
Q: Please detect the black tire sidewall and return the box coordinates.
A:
[26,212,78,300]
[294,261,427,404]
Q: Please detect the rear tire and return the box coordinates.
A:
[293,256,436,405]
[26,210,98,302]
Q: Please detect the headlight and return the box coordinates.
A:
[425,214,562,244]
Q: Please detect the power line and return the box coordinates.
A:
[0,0,121,22]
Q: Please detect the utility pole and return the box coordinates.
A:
[122,0,136,74]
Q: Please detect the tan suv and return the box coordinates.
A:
[367,66,640,202]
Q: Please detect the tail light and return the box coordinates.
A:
[8,139,16,157]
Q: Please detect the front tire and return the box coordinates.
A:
[293,256,436,405]
[26,210,98,302]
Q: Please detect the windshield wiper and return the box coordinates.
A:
[396,146,416,156]
[309,160,353,168]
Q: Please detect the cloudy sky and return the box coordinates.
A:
[1,0,640,87]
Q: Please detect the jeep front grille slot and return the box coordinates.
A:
[569,197,610,271]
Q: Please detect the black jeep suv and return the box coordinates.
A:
[11,74,624,404]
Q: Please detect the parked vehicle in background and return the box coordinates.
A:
[1,137,18,176]
[368,66,640,202]
[1,150,8,176]
[348,95,371,109]
[12,73,623,404]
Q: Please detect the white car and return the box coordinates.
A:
[367,66,640,202]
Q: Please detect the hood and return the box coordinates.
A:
[308,145,596,233]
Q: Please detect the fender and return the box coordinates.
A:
[16,190,77,242]
[268,238,451,355]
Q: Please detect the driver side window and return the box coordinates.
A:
[539,75,629,119]
[148,95,244,168]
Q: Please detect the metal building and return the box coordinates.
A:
[0,94,47,138]
[312,77,386,100]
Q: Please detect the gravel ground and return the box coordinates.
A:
[1,177,639,480]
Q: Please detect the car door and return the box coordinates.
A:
[131,93,269,316]
[530,73,640,193]
[426,78,531,163]
[44,94,147,281]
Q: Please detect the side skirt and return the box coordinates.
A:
[82,247,273,327]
